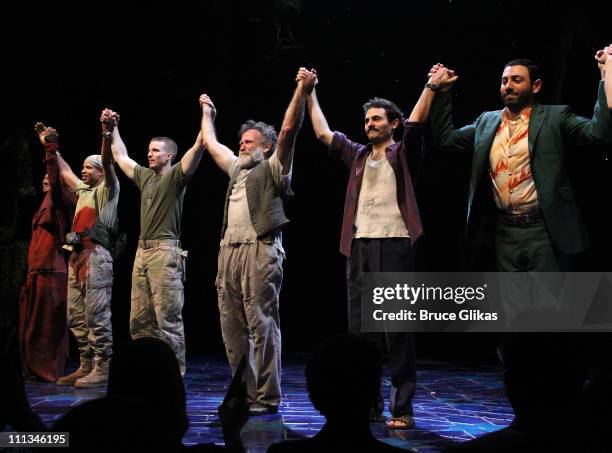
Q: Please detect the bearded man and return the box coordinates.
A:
[199,68,316,415]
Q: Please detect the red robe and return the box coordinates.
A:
[19,142,76,382]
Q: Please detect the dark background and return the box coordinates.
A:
[2,0,611,363]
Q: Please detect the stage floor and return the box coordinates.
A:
[25,356,513,452]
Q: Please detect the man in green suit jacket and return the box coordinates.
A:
[419,47,612,271]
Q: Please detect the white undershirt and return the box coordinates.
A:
[354,154,409,239]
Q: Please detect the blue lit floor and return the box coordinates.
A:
[25,356,513,452]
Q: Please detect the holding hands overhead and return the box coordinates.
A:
[199,93,235,172]
[98,108,120,187]
[100,108,120,134]
[296,67,318,94]
[405,63,458,122]
[199,94,216,121]
[595,43,612,78]
[594,43,612,109]
[594,44,612,63]
[427,63,459,92]
[35,122,59,145]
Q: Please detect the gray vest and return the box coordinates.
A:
[221,160,293,240]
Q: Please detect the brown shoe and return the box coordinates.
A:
[75,357,109,388]
[56,359,93,386]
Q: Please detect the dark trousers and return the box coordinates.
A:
[494,217,589,430]
[495,217,571,324]
[347,238,416,417]
[495,217,570,272]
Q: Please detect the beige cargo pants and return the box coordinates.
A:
[130,239,186,375]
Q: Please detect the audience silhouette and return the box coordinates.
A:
[52,337,246,451]
[448,328,587,452]
[268,333,405,452]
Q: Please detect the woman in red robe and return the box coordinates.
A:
[19,124,76,382]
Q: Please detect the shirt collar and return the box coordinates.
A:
[502,106,532,125]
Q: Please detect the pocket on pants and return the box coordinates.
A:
[161,247,183,289]
[252,242,284,284]
[257,242,283,266]
[215,247,227,290]
[88,249,113,289]
[179,249,188,284]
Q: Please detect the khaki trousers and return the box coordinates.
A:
[130,240,186,375]
[216,241,283,407]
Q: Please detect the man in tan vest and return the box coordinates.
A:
[199,68,316,415]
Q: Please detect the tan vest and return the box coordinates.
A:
[221,160,293,240]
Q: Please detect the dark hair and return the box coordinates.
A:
[238,120,278,154]
[362,97,403,124]
[503,59,541,84]
[150,136,178,161]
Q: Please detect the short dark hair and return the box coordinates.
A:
[362,97,403,124]
[238,120,278,154]
[503,59,542,84]
[150,136,178,161]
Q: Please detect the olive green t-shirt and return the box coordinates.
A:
[133,163,190,240]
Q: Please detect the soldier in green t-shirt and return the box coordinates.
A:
[109,107,204,376]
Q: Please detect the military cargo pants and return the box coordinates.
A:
[130,240,186,375]
[67,245,114,362]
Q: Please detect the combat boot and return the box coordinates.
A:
[74,356,109,388]
[56,358,93,386]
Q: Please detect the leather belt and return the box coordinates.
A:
[500,210,543,226]
[138,239,180,249]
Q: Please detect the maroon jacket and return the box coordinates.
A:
[329,121,424,257]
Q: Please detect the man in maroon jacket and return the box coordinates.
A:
[305,68,451,429]
[19,124,76,382]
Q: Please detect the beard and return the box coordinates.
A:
[238,147,265,169]
[502,91,532,111]
[367,126,393,145]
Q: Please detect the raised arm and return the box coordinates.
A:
[35,123,63,202]
[180,129,205,177]
[596,44,612,110]
[37,126,81,190]
[428,63,478,152]
[306,71,334,147]
[55,152,81,190]
[100,109,118,195]
[274,67,317,171]
[199,94,236,174]
[607,46,612,110]
[561,45,612,145]
[408,64,459,122]
[106,112,137,181]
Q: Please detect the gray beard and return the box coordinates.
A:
[237,148,265,169]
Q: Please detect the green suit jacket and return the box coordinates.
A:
[430,81,612,255]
